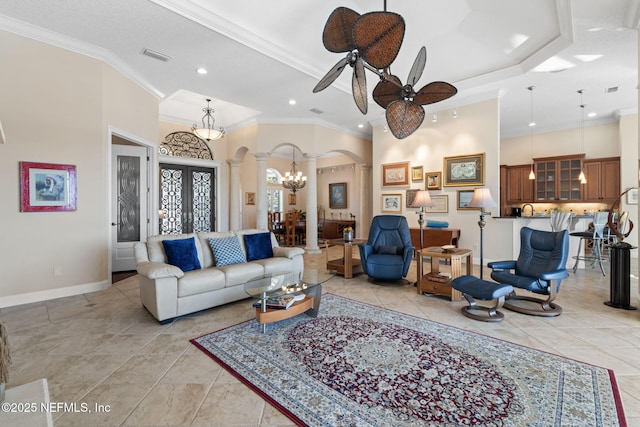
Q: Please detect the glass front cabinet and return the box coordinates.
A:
[534,154,584,202]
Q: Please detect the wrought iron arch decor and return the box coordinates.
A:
[159,131,213,160]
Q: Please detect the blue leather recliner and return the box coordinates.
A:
[488,227,569,317]
[359,215,414,281]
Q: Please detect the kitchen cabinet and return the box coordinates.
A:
[506,164,534,203]
[582,157,620,203]
[534,154,584,202]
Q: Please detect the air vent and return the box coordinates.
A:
[141,48,172,62]
[310,108,325,114]
[606,86,618,93]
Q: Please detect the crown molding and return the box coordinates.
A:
[0,14,164,99]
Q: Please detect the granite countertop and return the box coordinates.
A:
[494,215,593,219]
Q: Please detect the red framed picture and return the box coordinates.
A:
[20,161,77,212]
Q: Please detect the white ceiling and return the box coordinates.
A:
[0,0,637,141]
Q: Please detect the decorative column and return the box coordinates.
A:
[357,163,371,238]
[255,153,269,230]
[304,153,321,253]
[227,160,242,231]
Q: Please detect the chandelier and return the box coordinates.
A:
[282,149,307,193]
[192,98,225,141]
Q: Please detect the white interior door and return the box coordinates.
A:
[111,144,148,272]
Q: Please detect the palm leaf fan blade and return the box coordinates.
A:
[372,75,402,109]
[407,46,427,87]
[352,57,368,114]
[352,12,405,69]
[313,57,349,93]
[414,81,458,105]
[386,101,425,139]
[322,7,360,52]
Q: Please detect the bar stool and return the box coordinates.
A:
[570,211,608,276]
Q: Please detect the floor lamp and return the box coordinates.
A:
[410,190,435,282]
[467,188,497,280]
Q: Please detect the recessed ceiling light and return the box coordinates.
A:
[588,112,597,118]
[357,124,364,128]
[528,121,536,127]
[289,99,296,105]
[196,68,207,75]
[574,54,603,63]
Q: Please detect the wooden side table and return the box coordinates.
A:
[416,247,472,300]
[326,238,367,279]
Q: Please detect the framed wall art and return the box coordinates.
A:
[405,189,418,208]
[444,153,485,187]
[411,166,423,182]
[245,192,256,205]
[425,171,442,190]
[425,195,448,213]
[329,182,347,209]
[457,189,479,210]
[382,162,409,186]
[20,161,77,212]
[288,193,297,205]
[626,188,638,205]
[381,194,402,213]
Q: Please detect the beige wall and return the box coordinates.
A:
[371,98,513,263]
[501,121,620,165]
[0,30,158,306]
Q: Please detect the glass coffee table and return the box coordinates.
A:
[244,269,335,333]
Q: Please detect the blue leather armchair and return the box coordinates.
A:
[488,227,569,316]
[359,215,414,281]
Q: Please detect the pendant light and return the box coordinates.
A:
[578,90,587,184]
[192,99,225,141]
[527,86,536,180]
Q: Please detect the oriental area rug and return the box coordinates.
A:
[191,295,626,427]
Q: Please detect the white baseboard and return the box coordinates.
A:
[0,280,110,308]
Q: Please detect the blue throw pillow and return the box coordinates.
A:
[427,220,449,228]
[161,237,201,272]
[378,245,398,255]
[208,236,247,267]
[244,232,274,261]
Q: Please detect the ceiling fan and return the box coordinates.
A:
[313,4,457,139]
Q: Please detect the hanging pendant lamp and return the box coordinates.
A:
[527,86,536,180]
[192,99,225,141]
[578,90,587,184]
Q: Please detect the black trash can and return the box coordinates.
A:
[604,242,637,310]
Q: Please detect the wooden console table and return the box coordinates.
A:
[410,228,460,249]
[319,220,356,240]
[416,247,472,300]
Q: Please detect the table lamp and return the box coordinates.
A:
[467,188,497,279]
[410,190,435,282]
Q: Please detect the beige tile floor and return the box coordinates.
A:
[1,245,639,426]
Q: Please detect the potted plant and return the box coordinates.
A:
[0,321,10,402]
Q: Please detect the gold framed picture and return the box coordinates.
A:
[457,190,479,210]
[245,192,255,205]
[426,195,448,213]
[411,166,423,182]
[382,162,409,186]
[381,194,402,212]
[444,153,485,187]
[406,189,418,208]
[425,171,442,190]
[288,193,296,205]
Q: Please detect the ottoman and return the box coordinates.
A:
[451,275,514,322]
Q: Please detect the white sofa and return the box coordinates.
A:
[134,229,305,322]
